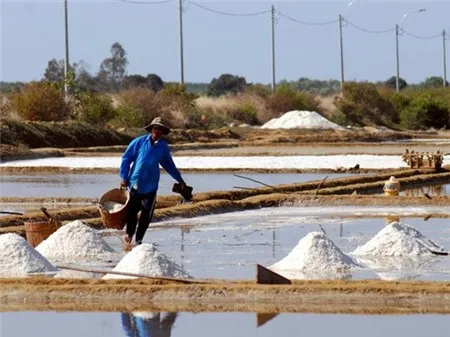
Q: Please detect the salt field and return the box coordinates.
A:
[3,154,449,169]
[0,173,351,198]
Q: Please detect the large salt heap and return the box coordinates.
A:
[36,220,117,261]
[352,222,445,257]
[0,233,57,277]
[261,110,344,130]
[103,243,191,279]
[269,232,359,279]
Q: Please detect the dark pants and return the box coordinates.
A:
[126,188,157,243]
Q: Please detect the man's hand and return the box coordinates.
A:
[120,180,129,189]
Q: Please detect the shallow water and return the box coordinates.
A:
[97,209,450,281]
[1,312,448,337]
[400,183,450,196]
[0,173,351,198]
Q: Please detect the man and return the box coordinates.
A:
[120,117,186,245]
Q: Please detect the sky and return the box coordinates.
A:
[0,0,449,85]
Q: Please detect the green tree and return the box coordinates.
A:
[420,76,449,89]
[207,74,247,96]
[385,76,407,91]
[43,58,76,83]
[122,73,164,92]
[98,42,128,92]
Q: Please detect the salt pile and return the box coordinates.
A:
[103,201,124,212]
[352,221,445,257]
[0,233,57,277]
[261,110,344,130]
[269,232,358,275]
[103,243,191,279]
[36,220,117,261]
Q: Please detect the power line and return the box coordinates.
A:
[278,11,338,26]
[345,19,395,34]
[402,29,442,40]
[189,1,270,17]
[117,0,174,5]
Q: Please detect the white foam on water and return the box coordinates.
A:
[261,110,344,130]
[352,221,446,257]
[0,233,57,277]
[103,243,191,279]
[269,232,359,279]
[36,220,117,262]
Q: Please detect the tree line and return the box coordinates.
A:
[0,42,448,96]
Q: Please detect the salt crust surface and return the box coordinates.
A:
[36,220,117,261]
[103,243,192,279]
[103,201,124,212]
[261,110,344,130]
[270,231,359,273]
[0,233,57,277]
[352,221,445,257]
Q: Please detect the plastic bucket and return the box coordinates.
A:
[98,188,131,230]
[24,221,58,247]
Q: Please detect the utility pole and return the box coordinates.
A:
[63,0,70,97]
[271,5,276,93]
[339,14,345,92]
[443,29,447,88]
[395,24,400,92]
[178,0,185,86]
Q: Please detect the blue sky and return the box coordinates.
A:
[1,0,449,84]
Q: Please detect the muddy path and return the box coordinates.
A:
[1,278,449,314]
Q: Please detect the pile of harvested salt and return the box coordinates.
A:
[103,243,191,279]
[270,232,358,273]
[103,201,124,212]
[36,220,117,261]
[352,221,445,257]
[0,233,57,277]
[261,110,344,130]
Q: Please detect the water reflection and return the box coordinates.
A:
[121,312,177,337]
[401,184,448,197]
[355,256,442,281]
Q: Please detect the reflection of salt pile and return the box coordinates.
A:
[355,256,440,281]
[36,220,117,260]
[269,232,358,279]
[103,201,124,212]
[352,222,445,257]
[54,269,99,279]
[103,243,191,279]
[261,110,344,130]
[0,234,57,276]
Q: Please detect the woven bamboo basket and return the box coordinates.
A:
[98,188,131,230]
[24,219,60,248]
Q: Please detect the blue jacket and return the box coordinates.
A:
[120,135,183,194]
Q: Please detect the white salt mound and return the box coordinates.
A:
[0,233,57,277]
[103,201,124,212]
[36,220,117,260]
[103,243,191,279]
[270,232,358,272]
[352,221,445,257]
[261,110,344,130]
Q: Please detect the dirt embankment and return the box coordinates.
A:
[2,278,449,314]
[1,168,449,235]
[3,118,444,162]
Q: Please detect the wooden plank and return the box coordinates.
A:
[256,264,292,285]
[56,265,209,284]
